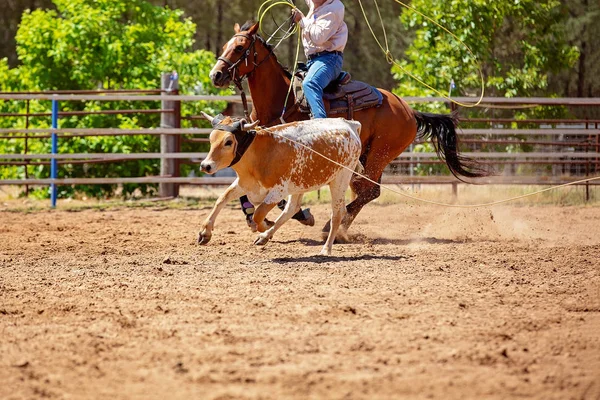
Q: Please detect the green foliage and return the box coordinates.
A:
[391,0,582,176]
[392,0,580,99]
[0,0,230,198]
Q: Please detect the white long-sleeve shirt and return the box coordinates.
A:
[299,0,348,57]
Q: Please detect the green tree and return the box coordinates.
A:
[0,0,228,198]
[390,0,581,177]
[392,0,579,99]
[549,0,600,100]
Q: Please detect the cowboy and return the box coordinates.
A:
[292,0,348,119]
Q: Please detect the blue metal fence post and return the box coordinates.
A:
[50,99,59,208]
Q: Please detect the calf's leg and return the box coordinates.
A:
[321,169,353,256]
[199,180,244,245]
[252,202,278,233]
[255,194,304,246]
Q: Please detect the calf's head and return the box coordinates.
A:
[200,112,260,174]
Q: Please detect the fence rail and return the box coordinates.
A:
[1,128,598,136]
[3,176,599,187]
[1,87,600,206]
[2,94,600,105]
[2,152,600,161]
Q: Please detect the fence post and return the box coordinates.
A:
[25,100,30,196]
[160,72,180,198]
[50,99,59,208]
[586,132,590,202]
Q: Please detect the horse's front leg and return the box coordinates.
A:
[198,179,244,245]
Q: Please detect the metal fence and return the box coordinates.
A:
[1,84,599,206]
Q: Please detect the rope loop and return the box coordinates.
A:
[357,0,485,108]
[385,51,394,65]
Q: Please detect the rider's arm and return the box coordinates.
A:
[300,10,343,46]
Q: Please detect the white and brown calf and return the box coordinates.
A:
[198,114,362,255]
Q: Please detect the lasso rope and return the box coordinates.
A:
[252,0,599,207]
[257,124,600,208]
[357,0,485,108]
[257,0,302,120]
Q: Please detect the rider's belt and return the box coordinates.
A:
[307,50,343,61]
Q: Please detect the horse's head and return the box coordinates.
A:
[210,21,263,88]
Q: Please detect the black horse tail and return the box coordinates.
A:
[414,111,490,181]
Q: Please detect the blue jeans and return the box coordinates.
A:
[303,52,343,119]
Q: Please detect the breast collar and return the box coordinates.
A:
[214,122,257,167]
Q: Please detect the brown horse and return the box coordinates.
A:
[210,21,488,236]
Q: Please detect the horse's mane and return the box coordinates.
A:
[240,20,293,80]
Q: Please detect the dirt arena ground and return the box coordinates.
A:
[1,197,599,399]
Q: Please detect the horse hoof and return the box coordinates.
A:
[320,232,349,244]
[336,231,350,244]
[246,218,258,233]
[198,231,211,245]
[254,235,269,246]
[298,208,315,227]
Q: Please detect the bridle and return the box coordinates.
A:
[217,32,275,120]
[217,33,259,80]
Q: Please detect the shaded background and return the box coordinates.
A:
[1,0,596,95]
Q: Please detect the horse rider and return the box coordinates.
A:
[292,0,348,119]
[240,0,348,230]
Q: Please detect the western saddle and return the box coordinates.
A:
[293,65,383,120]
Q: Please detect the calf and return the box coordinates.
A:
[198,113,362,255]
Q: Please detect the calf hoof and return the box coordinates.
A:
[254,234,270,246]
[198,230,212,245]
[320,231,350,244]
[319,247,332,256]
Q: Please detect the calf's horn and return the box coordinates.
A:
[200,111,215,124]
[241,119,260,131]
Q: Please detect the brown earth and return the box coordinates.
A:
[1,201,599,400]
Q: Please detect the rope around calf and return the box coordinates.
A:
[258,125,600,208]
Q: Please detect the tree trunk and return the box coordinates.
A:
[216,2,224,57]
[578,40,586,97]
